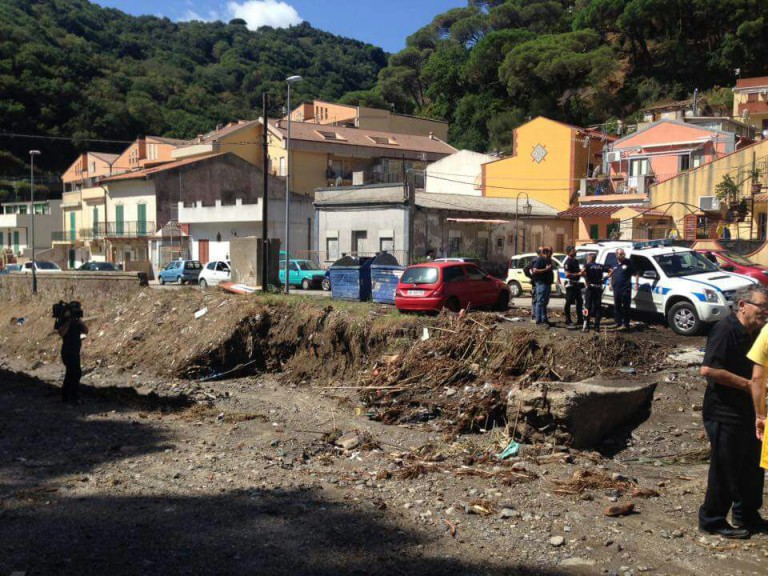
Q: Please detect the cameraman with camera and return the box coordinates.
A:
[53,301,88,404]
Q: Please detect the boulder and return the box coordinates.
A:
[507,375,657,449]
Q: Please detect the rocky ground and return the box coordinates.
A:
[1,287,767,576]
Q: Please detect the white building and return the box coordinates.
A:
[178,191,314,264]
[0,200,63,258]
[424,150,496,196]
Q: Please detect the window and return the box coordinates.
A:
[589,224,599,240]
[630,255,655,275]
[279,157,286,177]
[464,265,486,280]
[380,237,394,252]
[607,222,620,239]
[604,252,618,268]
[679,155,690,171]
[442,266,465,283]
[748,92,759,103]
[352,230,367,254]
[367,135,397,145]
[216,262,230,272]
[629,158,649,177]
[206,262,215,270]
[317,130,340,140]
[401,266,439,284]
[326,237,339,260]
[290,262,300,271]
[448,236,461,256]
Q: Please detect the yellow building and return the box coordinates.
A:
[651,139,768,240]
[264,119,456,196]
[290,100,449,141]
[62,152,120,192]
[482,117,606,212]
[732,76,768,135]
[172,120,263,167]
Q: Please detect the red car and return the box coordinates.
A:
[696,249,768,285]
[395,261,510,313]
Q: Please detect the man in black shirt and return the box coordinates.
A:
[55,304,89,404]
[531,247,554,326]
[607,248,637,331]
[583,252,606,332]
[562,246,584,326]
[699,284,768,538]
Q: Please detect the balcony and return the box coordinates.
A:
[579,175,653,201]
[79,221,155,240]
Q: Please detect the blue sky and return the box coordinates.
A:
[93,0,467,53]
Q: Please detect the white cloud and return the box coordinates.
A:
[226,0,302,29]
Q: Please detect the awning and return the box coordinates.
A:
[558,206,621,217]
[445,218,510,224]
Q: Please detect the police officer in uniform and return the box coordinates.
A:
[607,249,638,331]
[562,245,584,326]
[583,252,606,332]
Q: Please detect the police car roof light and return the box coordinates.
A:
[632,238,672,250]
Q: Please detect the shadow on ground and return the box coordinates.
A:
[1,487,575,576]
[0,366,187,493]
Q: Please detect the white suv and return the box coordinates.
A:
[572,241,757,335]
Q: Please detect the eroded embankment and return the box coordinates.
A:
[1,286,665,440]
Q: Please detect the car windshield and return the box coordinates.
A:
[401,266,439,285]
[575,251,595,266]
[298,261,320,271]
[720,250,756,266]
[37,261,59,270]
[653,251,719,277]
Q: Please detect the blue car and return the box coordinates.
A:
[158,260,202,285]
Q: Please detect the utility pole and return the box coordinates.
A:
[29,150,41,294]
[261,92,270,291]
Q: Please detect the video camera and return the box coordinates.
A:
[52,300,83,320]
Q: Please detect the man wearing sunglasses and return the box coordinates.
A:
[699,284,768,539]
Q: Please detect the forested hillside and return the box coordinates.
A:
[355,0,768,152]
[0,0,386,181]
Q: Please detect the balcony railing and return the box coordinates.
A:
[78,221,155,240]
[579,175,655,197]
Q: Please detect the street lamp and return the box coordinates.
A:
[514,192,532,255]
[29,150,41,294]
[284,74,303,294]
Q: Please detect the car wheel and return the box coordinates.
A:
[667,300,702,336]
[445,296,461,313]
[322,277,331,291]
[507,280,522,298]
[495,291,510,311]
[177,276,183,285]
[301,278,311,290]
[159,276,165,285]
[199,278,207,290]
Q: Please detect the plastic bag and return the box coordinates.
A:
[761,429,768,470]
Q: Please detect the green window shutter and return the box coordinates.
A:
[589,224,599,240]
[116,205,124,236]
[93,207,98,236]
[69,212,76,242]
[137,204,147,236]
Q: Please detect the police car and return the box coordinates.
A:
[567,240,757,336]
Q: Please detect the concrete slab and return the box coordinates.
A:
[507,375,658,449]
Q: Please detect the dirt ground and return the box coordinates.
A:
[2,286,767,576]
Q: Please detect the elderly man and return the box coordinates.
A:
[699,284,768,538]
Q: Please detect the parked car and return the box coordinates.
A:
[77,261,119,271]
[395,261,510,313]
[21,261,61,272]
[0,263,22,274]
[199,260,231,289]
[505,253,564,298]
[433,257,483,265]
[278,259,326,289]
[158,259,202,285]
[575,240,756,335]
[696,249,768,285]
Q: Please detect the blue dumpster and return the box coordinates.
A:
[329,256,373,301]
[371,253,404,305]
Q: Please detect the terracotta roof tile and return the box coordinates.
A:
[735,76,768,89]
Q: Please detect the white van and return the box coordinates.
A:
[570,241,757,335]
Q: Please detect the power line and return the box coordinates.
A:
[0,132,135,145]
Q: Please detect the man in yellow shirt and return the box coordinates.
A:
[699,284,768,538]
